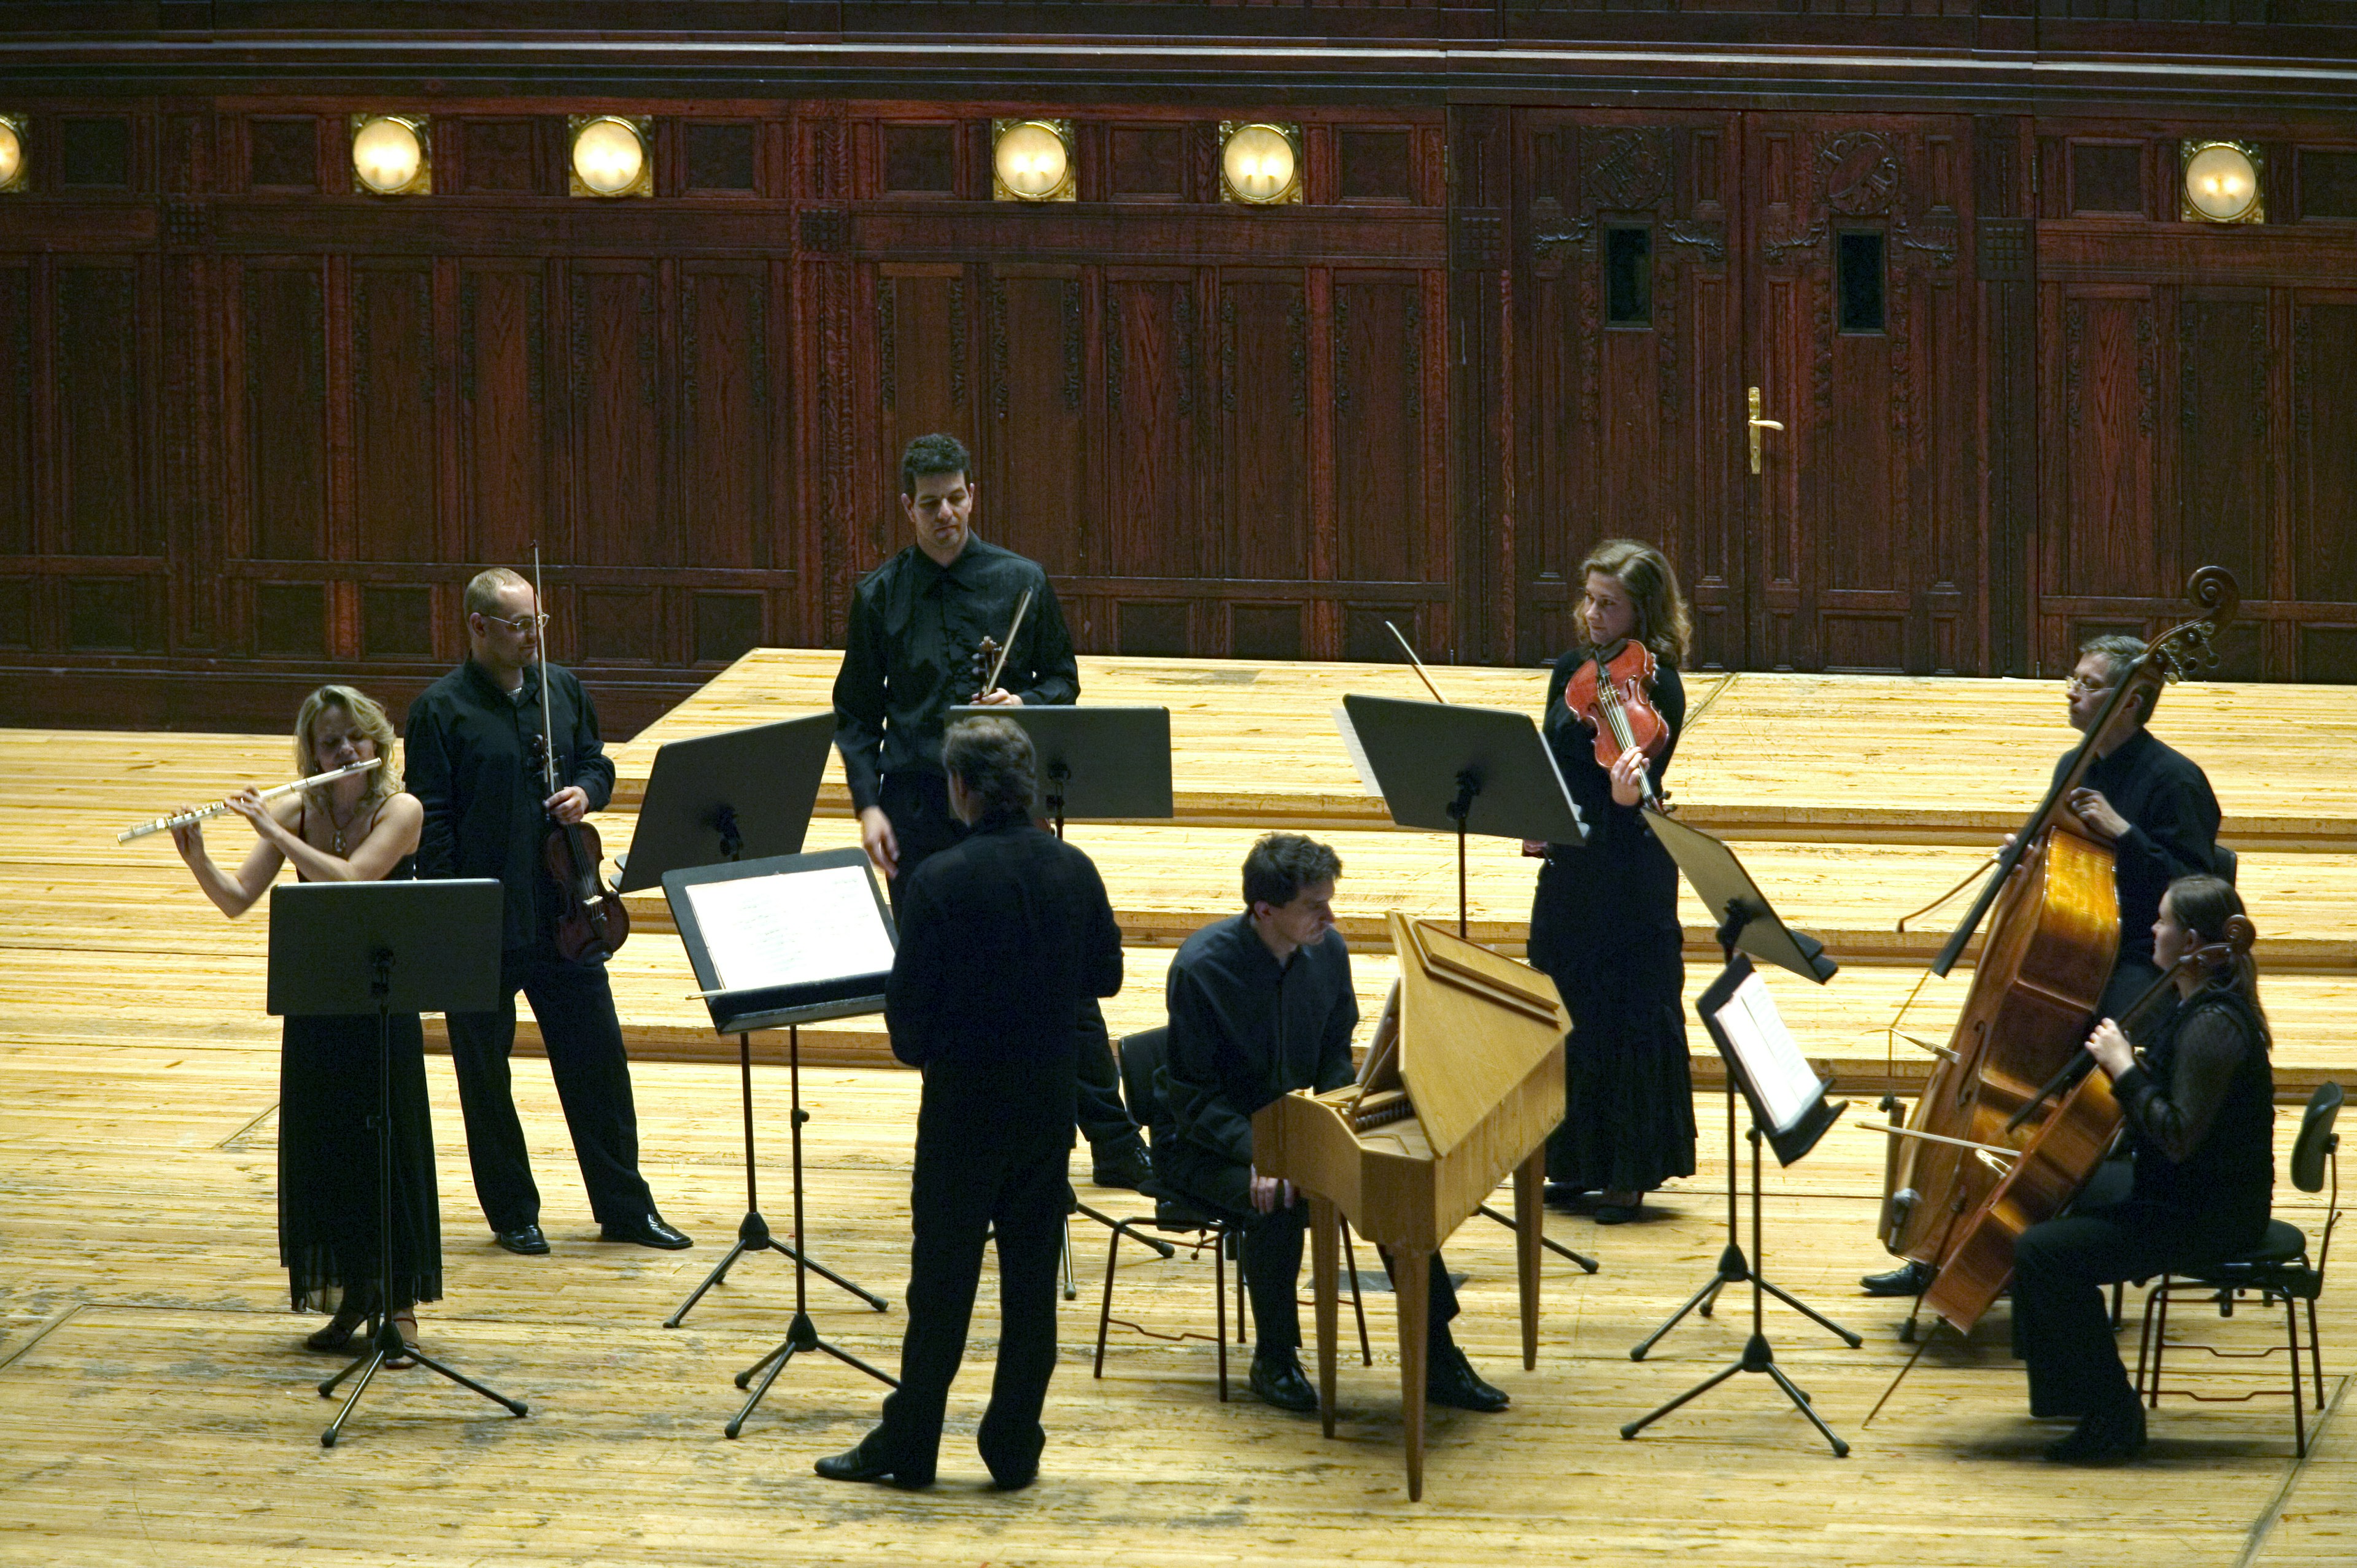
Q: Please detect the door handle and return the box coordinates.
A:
[1747,385,1784,476]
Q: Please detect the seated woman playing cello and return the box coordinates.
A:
[2012,873,2274,1462]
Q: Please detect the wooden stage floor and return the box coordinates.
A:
[2,652,2354,1564]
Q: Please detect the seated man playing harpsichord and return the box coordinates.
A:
[1154,833,1509,1416]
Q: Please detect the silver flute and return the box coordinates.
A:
[116,758,382,843]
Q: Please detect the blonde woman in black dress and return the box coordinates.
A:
[171,684,439,1362]
[1523,540,1697,1224]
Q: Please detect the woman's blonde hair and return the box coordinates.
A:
[1579,538,1693,668]
[293,685,400,818]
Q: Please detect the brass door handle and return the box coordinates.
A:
[1747,385,1783,475]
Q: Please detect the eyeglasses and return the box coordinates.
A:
[2064,675,2111,694]
[482,612,551,634]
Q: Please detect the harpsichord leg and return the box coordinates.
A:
[1515,1150,1544,1371]
[1310,1194,1340,1439]
[1394,1246,1430,1502]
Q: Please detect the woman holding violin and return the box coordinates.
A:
[2013,873,2275,1463]
[168,685,439,1362]
[1523,539,1697,1224]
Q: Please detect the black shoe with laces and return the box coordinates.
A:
[1248,1350,1320,1413]
[2045,1396,2146,1464]
[1860,1259,1935,1297]
[1090,1141,1156,1192]
[1426,1343,1511,1413]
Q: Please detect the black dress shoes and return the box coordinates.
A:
[2045,1396,2147,1464]
[1426,1343,1511,1413]
[814,1435,932,1488]
[1090,1141,1156,1193]
[599,1213,693,1249]
[1247,1350,1320,1413]
[1860,1259,1935,1297]
[493,1224,549,1256]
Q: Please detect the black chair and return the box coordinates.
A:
[1092,1027,1369,1400]
[2134,1080,2340,1456]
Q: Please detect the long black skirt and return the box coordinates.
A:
[278,1012,443,1313]
[1535,921,1697,1194]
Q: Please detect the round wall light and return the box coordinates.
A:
[0,116,27,194]
[992,119,1074,203]
[350,115,430,196]
[2181,140,2263,224]
[1220,122,1302,206]
[570,115,652,198]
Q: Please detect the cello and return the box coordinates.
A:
[1919,913,2258,1334]
[1876,567,2239,1291]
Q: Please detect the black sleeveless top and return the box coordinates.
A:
[296,796,416,884]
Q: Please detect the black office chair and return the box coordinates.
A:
[2134,1080,2340,1456]
[1092,1027,1369,1400]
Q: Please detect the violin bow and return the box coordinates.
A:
[981,588,1032,697]
[1385,619,1449,705]
[530,542,560,804]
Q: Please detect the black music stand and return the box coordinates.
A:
[619,715,882,1329]
[1336,694,1600,1275]
[1622,951,1853,1456]
[664,848,902,1437]
[947,702,1178,1289]
[946,703,1174,833]
[1629,816,1857,1361]
[269,879,528,1448]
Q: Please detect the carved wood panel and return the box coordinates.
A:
[455,260,549,572]
[1099,271,1202,582]
[1747,114,1979,674]
[983,268,1089,575]
[350,261,439,564]
[1513,111,1744,668]
[57,261,150,558]
[569,261,667,568]
[0,265,31,556]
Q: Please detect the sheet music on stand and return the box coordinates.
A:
[1697,954,1847,1168]
[664,849,897,1033]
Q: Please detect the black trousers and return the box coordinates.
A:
[1156,1140,1460,1356]
[874,1130,1070,1482]
[2011,1198,2262,1419]
[880,771,1142,1156]
[444,943,654,1233]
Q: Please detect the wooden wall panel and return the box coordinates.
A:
[1220,276,1314,585]
[1331,272,1423,584]
[0,265,29,555]
[983,270,1088,574]
[1099,273,1201,580]
[570,262,667,568]
[2052,288,2162,601]
[678,263,773,571]
[350,262,439,563]
[456,261,548,570]
[2291,296,2357,608]
[56,263,147,557]
[2177,292,2270,598]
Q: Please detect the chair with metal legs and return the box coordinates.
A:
[2134,1080,2340,1456]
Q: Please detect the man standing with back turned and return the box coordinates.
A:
[832,432,1153,1192]
[816,717,1124,1490]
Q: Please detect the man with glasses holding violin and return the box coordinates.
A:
[1862,630,2221,1298]
[406,567,691,1259]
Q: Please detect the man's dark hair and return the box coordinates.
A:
[1242,833,1342,913]
[942,716,1036,819]
[900,433,972,498]
[2079,632,2158,716]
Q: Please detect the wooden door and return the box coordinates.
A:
[1511,112,1746,670]
[1746,115,1982,674]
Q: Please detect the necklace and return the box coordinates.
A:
[325,794,365,855]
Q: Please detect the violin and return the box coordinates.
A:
[968,636,1004,704]
[527,546,629,963]
[1563,638,1671,810]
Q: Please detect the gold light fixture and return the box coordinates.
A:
[1219,122,1302,206]
[2181,139,2263,224]
[0,115,26,194]
[349,114,430,196]
[570,115,652,198]
[991,118,1074,203]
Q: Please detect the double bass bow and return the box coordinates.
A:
[1875,566,2239,1292]
[527,544,629,962]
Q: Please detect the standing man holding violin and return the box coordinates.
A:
[832,433,1155,1194]
[1864,631,2220,1297]
[406,566,691,1257]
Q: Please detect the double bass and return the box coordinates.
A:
[1876,566,2239,1304]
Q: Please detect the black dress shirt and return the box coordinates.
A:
[884,811,1123,1153]
[832,537,1080,813]
[2113,984,2274,1237]
[2051,728,2221,967]
[1160,913,1359,1168]
[405,658,616,953]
